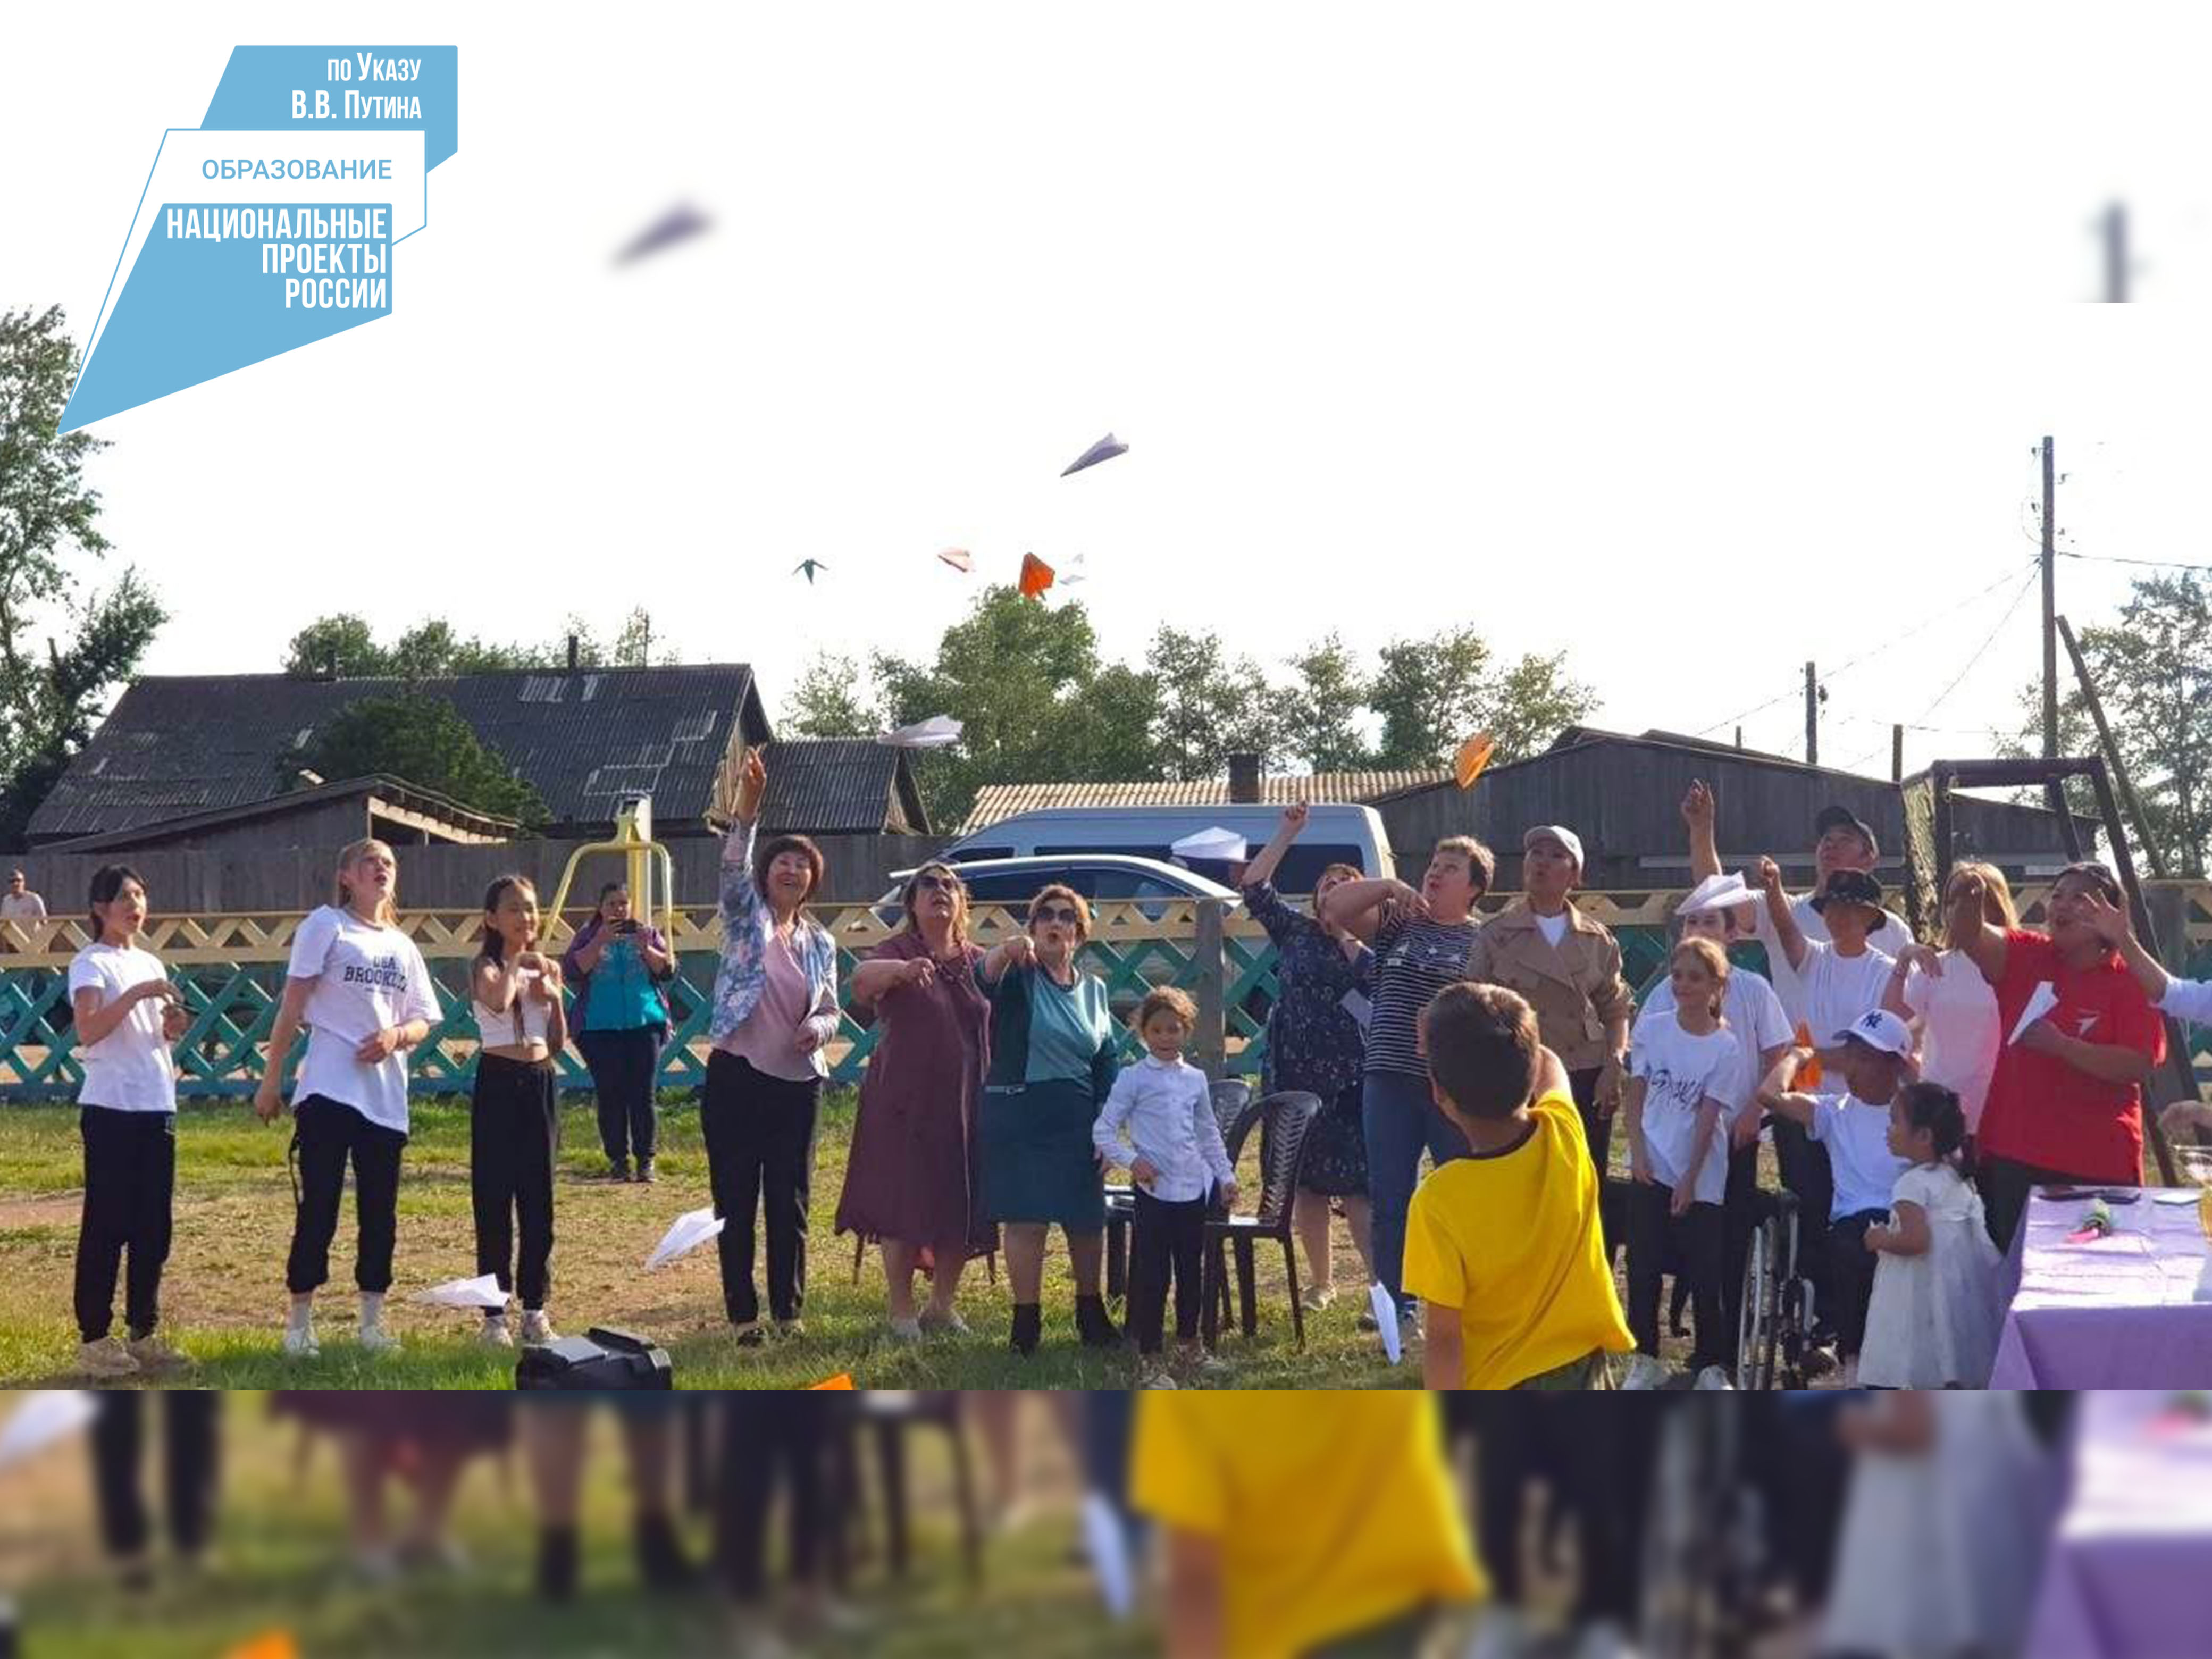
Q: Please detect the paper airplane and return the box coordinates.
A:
[1018,552,1056,600]
[414,1273,508,1311]
[615,203,710,264]
[0,1390,98,1473]
[1057,553,1089,586]
[1082,1491,1136,1618]
[647,1206,727,1270]
[1172,827,1247,863]
[878,715,964,749]
[1370,1283,1402,1364]
[1454,733,1497,791]
[225,1634,301,1659]
[808,1374,856,1391]
[793,559,830,585]
[2009,982,2060,1045]
[1061,433,1129,477]
[937,548,973,573]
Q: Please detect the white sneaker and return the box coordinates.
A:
[125,1333,192,1373]
[358,1323,400,1355]
[918,1305,969,1336]
[479,1314,514,1348]
[1694,1364,1736,1392]
[281,1322,320,1360]
[1464,1606,1526,1659]
[520,1310,557,1346]
[886,1315,923,1343]
[1620,1353,1668,1392]
[77,1336,140,1379]
[1840,1354,1860,1389]
[1141,1365,1180,1390]
[1572,1619,1641,1659]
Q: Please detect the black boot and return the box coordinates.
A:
[1010,1303,1042,1355]
[1075,1294,1121,1349]
[537,1526,580,1603]
[634,1512,696,1591]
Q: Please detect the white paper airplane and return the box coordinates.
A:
[648,1206,727,1270]
[1171,826,1247,863]
[2008,982,2060,1045]
[414,1273,509,1311]
[936,548,973,573]
[878,715,965,749]
[0,1391,98,1473]
[1061,433,1129,477]
[1370,1282,1402,1364]
[1082,1491,1136,1618]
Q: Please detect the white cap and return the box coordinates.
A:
[1523,825,1583,869]
[1172,826,1247,862]
[1679,872,1761,917]
[1836,1008,1913,1058]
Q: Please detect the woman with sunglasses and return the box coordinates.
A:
[836,862,998,1341]
[977,884,1122,1355]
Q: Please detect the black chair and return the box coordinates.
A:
[850,1236,996,1289]
[825,1391,984,1590]
[1105,1078,1251,1306]
[1200,1091,1322,1350]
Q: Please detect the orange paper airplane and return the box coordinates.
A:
[1018,552,1055,600]
[225,1633,300,1659]
[1454,733,1496,791]
[809,1373,856,1391]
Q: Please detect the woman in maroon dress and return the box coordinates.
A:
[835,862,996,1340]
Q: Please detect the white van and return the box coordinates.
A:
[941,804,1395,891]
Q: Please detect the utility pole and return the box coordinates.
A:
[2101,203,2129,302]
[1892,724,1905,783]
[1805,661,1819,766]
[2041,435,2058,760]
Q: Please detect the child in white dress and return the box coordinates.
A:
[1858,1082,2002,1390]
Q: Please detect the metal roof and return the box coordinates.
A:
[38,774,517,852]
[761,739,929,835]
[958,771,1448,835]
[27,665,770,842]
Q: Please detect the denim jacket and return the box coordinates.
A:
[709,819,841,1071]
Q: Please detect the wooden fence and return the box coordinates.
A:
[5,884,2210,1104]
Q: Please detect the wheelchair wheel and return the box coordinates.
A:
[1735,1220,1777,1392]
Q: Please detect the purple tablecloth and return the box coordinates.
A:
[1988,1191,2212,1388]
[2025,1394,2212,1659]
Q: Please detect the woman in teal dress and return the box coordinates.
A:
[978,883,1122,1356]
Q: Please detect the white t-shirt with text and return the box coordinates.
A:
[68,942,176,1113]
[1630,1012,1737,1205]
[1637,966,1792,1127]
[285,905,441,1134]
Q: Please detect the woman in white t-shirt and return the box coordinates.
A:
[69,864,191,1380]
[1881,861,2013,1139]
[1622,938,1737,1389]
[254,839,441,1359]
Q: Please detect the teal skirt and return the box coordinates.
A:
[978,1079,1107,1228]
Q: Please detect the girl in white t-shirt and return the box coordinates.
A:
[68,864,191,1380]
[254,839,441,1359]
[467,875,567,1350]
[1622,938,1736,1389]
[1858,1081,2004,1389]
[1881,861,2014,1139]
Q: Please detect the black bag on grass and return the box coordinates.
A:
[514,1326,674,1391]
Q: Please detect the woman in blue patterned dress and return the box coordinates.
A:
[1239,804,1378,1311]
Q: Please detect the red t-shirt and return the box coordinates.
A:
[1978,928,2165,1183]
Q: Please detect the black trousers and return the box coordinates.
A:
[1978,1154,2090,1257]
[1772,1113,1836,1333]
[285,1095,407,1295]
[1127,1188,1207,1355]
[1825,1208,1887,1358]
[1717,1138,1761,1365]
[702,1051,820,1326]
[1624,1182,1727,1370]
[90,1394,221,1560]
[472,1054,560,1309]
[581,1027,660,1165]
[74,1108,175,1342]
[716,1397,835,1603]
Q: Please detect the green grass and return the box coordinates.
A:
[2,1398,1154,1659]
[0,1094,1419,1390]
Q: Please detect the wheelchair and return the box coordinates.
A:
[1733,1185,1817,1393]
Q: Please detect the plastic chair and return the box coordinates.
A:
[1200,1090,1322,1350]
[1105,1078,1252,1305]
[826,1390,984,1589]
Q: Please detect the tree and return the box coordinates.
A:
[283,614,387,677]
[0,306,166,848]
[1485,649,1602,763]
[784,649,881,738]
[279,610,670,679]
[1368,626,1495,768]
[1144,625,1280,782]
[874,586,1162,827]
[2005,571,2212,876]
[293,693,548,829]
[1278,633,1373,773]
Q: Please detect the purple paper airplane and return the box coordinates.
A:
[1060,433,1128,477]
[616,203,710,264]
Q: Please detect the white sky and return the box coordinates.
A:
[9,1,2212,780]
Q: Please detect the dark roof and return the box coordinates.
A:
[27,665,770,843]
[761,739,930,835]
[39,774,516,853]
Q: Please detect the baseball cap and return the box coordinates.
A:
[1809,868,1884,914]
[1813,804,1880,854]
[1523,825,1583,869]
[1835,1008,1913,1058]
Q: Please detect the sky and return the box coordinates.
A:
[9,2,2212,781]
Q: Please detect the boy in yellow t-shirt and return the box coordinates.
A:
[1132,1393,1485,1659]
[1404,982,1634,1390]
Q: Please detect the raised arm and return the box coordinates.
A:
[1318,876,1423,933]
[1756,857,1808,972]
[2075,887,2206,1018]
[1238,803,1309,894]
[1882,944,1943,1024]
[1683,779,1722,883]
[1947,867,2008,987]
[716,749,768,930]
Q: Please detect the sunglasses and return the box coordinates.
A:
[1034,904,1082,926]
[911,873,959,894]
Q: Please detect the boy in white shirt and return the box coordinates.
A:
[1094,987,1240,1388]
[1759,1009,1916,1385]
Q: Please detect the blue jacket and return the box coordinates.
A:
[708,819,841,1071]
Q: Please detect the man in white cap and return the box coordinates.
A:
[1465,825,1633,1173]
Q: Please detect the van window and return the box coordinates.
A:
[945,845,1010,863]
[1037,840,1175,864]
[1272,845,1368,892]
[960,870,1052,906]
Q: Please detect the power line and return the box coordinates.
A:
[2056,549,2212,574]
[1833,569,2040,775]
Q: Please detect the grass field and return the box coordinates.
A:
[0,1394,1157,1659]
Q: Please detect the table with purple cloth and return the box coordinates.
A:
[2024,1394,2212,1659]
[1988,1190,2212,1388]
